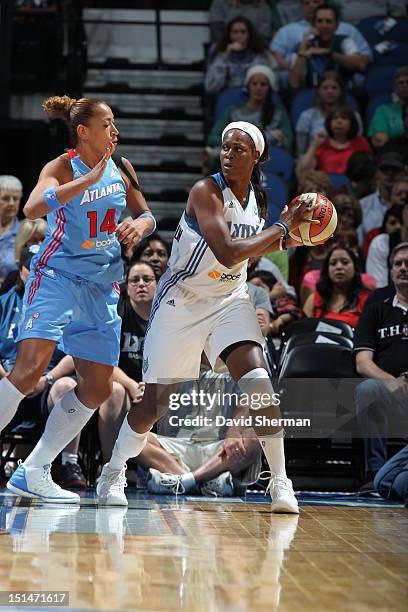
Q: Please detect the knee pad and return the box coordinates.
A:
[238,368,279,411]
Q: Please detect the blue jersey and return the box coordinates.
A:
[31,152,127,285]
[0,287,21,373]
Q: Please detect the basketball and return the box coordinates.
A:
[288,192,337,246]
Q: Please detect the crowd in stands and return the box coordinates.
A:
[1,0,407,503]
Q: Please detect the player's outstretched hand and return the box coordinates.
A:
[85,144,113,187]
[115,217,146,246]
[279,195,321,232]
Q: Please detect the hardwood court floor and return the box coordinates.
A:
[0,490,407,611]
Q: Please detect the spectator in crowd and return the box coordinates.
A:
[248,255,296,299]
[354,242,408,493]
[295,71,363,155]
[364,202,403,257]
[209,0,281,43]
[1,218,48,295]
[367,200,408,288]
[368,67,408,150]
[345,151,377,199]
[334,0,406,23]
[129,233,170,280]
[374,443,408,503]
[97,261,155,463]
[246,280,273,337]
[206,64,293,167]
[296,105,371,176]
[334,193,362,233]
[299,229,376,306]
[0,175,22,285]
[270,0,371,88]
[363,175,408,255]
[359,152,405,245]
[288,5,370,90]
[139,353,262,498]
[204,16,277,95]
[303,244,371,327]
[380,101,408,160]
[0,246,84,488]
[248,269,302,335]
[297,168,332,196]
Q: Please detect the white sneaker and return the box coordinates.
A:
[259,472,299,514]
[147,468,185,495]
[96,463,128,506]
[7,463,80,504]
[201,472,234,497]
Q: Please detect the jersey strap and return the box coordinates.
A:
[113,155,142,192]
[211,172,227,191]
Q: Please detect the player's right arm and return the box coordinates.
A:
[188,179,313,268]
[24,148,111,220]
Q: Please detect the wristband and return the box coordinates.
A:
[43,188,63,213]
[273,221,289,251]
[138,211,156,237]
[273,221,289,237]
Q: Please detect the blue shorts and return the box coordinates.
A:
[17,266,121,366]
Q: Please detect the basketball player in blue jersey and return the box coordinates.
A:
[97,121,323,513]
[1,95,156,502]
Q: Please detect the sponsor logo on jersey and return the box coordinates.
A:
[166,299,176,307]
[81,240,95,250]
[228,201,235,208]
[81,237,118,250]
[79,182,123,206]
[208,270,241,282]
[142,357,149,373]
[208,270,221,280]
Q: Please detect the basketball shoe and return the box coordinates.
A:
[147,468,186,495]
[260,472,299,514]
[96,463,128,506]
[200,472,234,497]
[7,462,80,503]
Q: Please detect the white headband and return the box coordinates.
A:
[222,121,265,156]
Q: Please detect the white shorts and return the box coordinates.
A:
[153,434,262,485]
[154,435,223,472]
[142,285,264,383]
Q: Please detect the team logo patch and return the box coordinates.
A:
[81,240,95,250]
[33,312,40,319]
[142,357,149,373]
[166,299,176,307]
[228,201,235,208]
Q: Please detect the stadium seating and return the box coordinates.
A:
[364,66,396,96]
[264,177,288,226]
[261,146,294,181]
[328,173,350,191]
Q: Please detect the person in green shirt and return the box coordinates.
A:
[368,66,408,149]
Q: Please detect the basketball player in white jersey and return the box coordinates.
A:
[97,121,320,513]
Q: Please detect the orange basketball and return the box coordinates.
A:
[288,192,337,246]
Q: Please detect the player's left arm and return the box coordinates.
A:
[115,157,156,247]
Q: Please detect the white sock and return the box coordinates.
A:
[61,452,78,465]
[0,377,25,433]
[109,416,149,471]
[258,430,287,478]
[24,390,94,468]
[180,472,196,491]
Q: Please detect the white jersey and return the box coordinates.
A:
[163,172,264,300]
